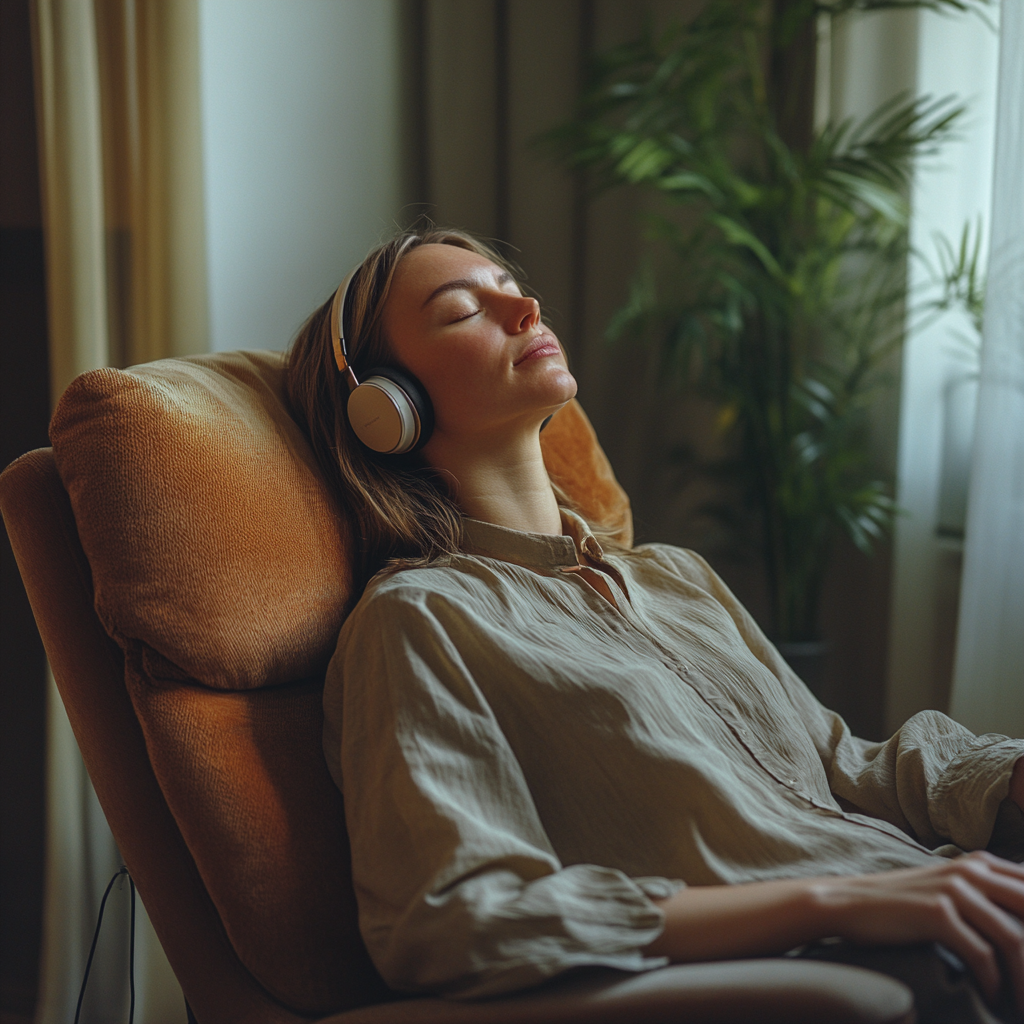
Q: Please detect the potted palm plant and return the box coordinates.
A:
[551,0,985,669]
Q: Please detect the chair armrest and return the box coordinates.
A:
[315,959,915,1024]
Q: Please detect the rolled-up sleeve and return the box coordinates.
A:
[323,584,679,999]
[824,713,1024,853]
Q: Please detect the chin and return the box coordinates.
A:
[535,385,578,429]
[548,367,578,405]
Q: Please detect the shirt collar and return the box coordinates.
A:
[460,508,604,570]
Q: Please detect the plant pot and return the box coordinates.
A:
[776,640,830,699]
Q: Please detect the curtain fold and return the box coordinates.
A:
[33,0,110,403]
[949,1,1024,735]
[31,1,205,1019]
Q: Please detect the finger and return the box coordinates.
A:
[953,857,1024,922]
[927,891,1002,1004]
[963,850,1024,883]
[946,876,1024,1011]
[975,851,1024,887]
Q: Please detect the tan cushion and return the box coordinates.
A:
[50,350,631,691]
[540,400,633,547]
[50,351,351,691]
[48,350,633,1015]
[0,450,319,1022]
[319,959,916,1024]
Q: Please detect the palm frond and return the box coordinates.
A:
[546,0,981,640]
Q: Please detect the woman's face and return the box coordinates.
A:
[380,244,577,443]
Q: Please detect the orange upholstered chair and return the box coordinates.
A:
[0,351,914,1024]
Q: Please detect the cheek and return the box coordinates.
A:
[415,337,502,404]
[428,351,501,416]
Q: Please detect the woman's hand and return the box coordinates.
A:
[814,852,1024,1009]
[646,851,1024,1012]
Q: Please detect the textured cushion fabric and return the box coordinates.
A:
[49,350,353,691]
[46,349,633,1016]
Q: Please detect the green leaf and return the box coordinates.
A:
[615,137,676,182]
[823,170,908,224]
[658,171,722,202]
[709,214,785,280]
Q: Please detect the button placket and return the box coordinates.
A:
[557,559,935,855]
[557,573,926,844]
[678,664,817,797]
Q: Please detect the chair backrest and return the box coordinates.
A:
[2,351,632,1022]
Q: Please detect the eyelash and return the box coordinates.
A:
[451,309,480,323]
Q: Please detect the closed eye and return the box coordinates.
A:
[450,309,481,323]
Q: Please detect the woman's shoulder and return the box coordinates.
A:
[339,557,494,643]
[364,552,501,602]
[349,560,458,615]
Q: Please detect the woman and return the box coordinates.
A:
[288,228,1024,1020]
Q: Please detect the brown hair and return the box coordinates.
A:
[287,226,526,600]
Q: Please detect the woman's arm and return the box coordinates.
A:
[656,547,1024,851]
[328,586,682,998]
[646,852,1024,1012]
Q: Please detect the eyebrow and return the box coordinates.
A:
[421,270,515,308]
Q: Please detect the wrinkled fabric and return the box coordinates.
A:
[323,512,1024,999]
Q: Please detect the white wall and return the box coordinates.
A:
[199,0,405,353]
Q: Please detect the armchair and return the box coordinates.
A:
[0,350,914,1024]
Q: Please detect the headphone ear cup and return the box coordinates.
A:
[346,366,434,455]
[372,366,434,453]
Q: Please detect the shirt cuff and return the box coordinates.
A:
[932,738,1024,850]
[380,866,684,1000]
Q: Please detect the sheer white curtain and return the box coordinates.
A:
[883,4,1000,733]
[949,1,1024,735]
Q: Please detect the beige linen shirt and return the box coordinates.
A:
[323,512,1024,999]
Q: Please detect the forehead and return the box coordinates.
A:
[391,243,501,299]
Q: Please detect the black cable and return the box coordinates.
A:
[74,865,137,1024]
[128,871,136,1024]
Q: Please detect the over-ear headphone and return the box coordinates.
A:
[330,269,434,455]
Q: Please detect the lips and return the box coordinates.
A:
[514,333,561,366]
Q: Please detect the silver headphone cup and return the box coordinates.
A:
[347,376,421,454]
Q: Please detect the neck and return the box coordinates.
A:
[424,428,562,536]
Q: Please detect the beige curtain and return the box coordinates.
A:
[35,0,208,390]
[883,4,1000,734]
[418,0,700,547]
[31,1,206,1019]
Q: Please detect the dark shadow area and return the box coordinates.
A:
[1,0,51,1018]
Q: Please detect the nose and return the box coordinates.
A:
[505,294,540,334]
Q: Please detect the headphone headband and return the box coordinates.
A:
[330,269,359,391]
[328,262,434,455]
